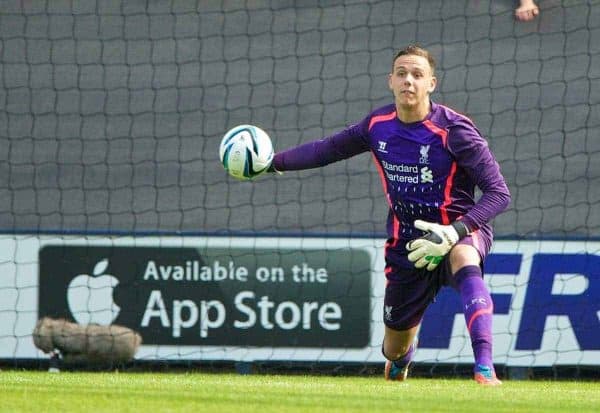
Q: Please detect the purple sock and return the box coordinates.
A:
[455,265,494,371]
[382,341,416,370]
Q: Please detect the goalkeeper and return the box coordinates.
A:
[267,45,510,385]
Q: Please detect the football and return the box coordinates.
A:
[219,124,274,180]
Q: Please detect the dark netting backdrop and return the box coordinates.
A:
[1,0,598,236]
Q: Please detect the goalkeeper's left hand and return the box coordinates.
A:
[406,220,469,271]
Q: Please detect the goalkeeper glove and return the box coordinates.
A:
[406,219,469,271]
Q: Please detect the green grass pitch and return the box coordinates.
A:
[1,371,598,413]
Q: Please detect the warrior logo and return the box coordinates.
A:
[378,141,388,153]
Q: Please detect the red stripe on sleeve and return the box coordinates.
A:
[368,111,397,131]
[440,162,457,224]
[423,119,448,147]
[371,152,401,244]
[423,120,454,224]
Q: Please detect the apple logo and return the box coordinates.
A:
[67,258,120,325]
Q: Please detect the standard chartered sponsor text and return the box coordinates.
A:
[381,160,418,173]
[381,160,419,183]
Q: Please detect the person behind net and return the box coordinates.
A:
[515,0,539,21]
[266,45,510,385]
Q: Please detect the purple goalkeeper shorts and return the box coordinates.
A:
[383,227,493,331]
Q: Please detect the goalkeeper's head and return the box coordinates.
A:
[389,45,437,114]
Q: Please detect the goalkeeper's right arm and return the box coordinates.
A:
[270,124,369,172]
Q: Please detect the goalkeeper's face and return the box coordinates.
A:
[388,54,436,110]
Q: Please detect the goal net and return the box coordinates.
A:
[1,0,598,375]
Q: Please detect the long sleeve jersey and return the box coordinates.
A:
[272,101,511,269]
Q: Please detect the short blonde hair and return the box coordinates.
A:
[392,45,436,75]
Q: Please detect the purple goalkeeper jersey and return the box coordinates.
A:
[272,101,511,269]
